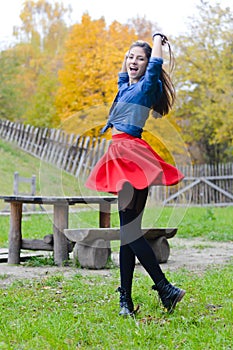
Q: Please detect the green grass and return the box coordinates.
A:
[1,205,232,247]
[0,263,232,349]
[0,138,95,210]
[144,206,233,241]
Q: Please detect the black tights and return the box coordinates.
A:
[118,183,165,295]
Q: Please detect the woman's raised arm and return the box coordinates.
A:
[151,33,168,58]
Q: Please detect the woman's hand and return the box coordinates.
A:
[152,33,168,46]
[120,51,129,73]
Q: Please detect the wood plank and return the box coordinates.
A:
[0,195,117,205]
[0,251,45,263]
[202,178,233,200]
[64,227,177,243]
[75,136,91,177]
[61,133,75,170]
[29,126,39,153]
[21,239,53,251]
[70,136,83,174]
[21,238,74,253]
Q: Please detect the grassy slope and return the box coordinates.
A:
[0,138,98,207]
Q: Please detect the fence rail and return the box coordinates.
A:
[0,119,111,180]
[149,163,233,206]
[0,119,232,206]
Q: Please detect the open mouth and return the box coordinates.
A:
[129,66,138,73]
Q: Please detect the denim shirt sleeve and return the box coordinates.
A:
[143,57,163,93]
[118,72,129,88]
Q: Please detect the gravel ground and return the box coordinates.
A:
[0,237,232,287]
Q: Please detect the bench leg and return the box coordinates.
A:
[8,202,22,264]
[147,236,170,263]
[53,204,69,266]
[73,239,109,269]
[99,201,112,258]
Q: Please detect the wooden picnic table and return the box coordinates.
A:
[0,195,117,266]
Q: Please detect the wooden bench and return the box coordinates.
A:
[64,227,177,269]
[0,195,117,266]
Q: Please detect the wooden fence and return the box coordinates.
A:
[0,119,232,206]
[0,119,111,180]
[150,163,233,206]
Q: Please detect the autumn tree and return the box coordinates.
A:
[10,0,70,126]
[56,14,136,132]
[0,49,26,120]
[173,1,233,163]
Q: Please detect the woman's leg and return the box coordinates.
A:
[117,183,148,315]
[118,183,185,313]
[118,183,165,287]
[119,243,135,297]
[118,183,147,297]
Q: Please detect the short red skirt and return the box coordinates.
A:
[85,133,184,194]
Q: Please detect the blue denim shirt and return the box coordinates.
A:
[102,57,163,138]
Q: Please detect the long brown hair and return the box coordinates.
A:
[129,40,176,116]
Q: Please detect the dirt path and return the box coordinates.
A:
[0,237,232,287]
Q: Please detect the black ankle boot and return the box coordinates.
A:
[152,280,185,313]
[117,287,134,316]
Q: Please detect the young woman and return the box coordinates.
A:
[86,34,185,316]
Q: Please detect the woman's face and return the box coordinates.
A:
[126,46,148,84]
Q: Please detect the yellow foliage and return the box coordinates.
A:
[56,14,136,122]
[60,104,110,137]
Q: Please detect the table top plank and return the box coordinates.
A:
[0,195,118,205]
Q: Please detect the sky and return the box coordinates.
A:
[0,0,232,48]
